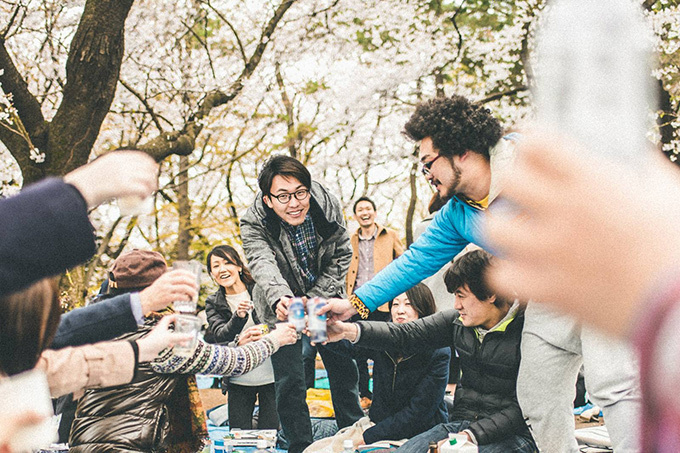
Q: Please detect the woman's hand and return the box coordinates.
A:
[237,325,264,345]
[268,323,298,347]
[137,315,193,361]
[235,300,252,318]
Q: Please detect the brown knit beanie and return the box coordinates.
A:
[109,250,167,290]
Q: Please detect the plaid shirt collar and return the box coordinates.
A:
[281,214,318,288]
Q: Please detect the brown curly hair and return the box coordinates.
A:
[403,95,502,160]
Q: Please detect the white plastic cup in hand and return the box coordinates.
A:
[172,260,202,313]
[118,195,154,216]
[172,314,202,356]
[287,297,306,332]
[307,297,327,344]
[0,369,56,451]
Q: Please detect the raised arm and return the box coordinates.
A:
[37,341,135,398]
[0,178,95,296]
[354,202,482,312]
[151,323,298,376]
[354,310,457,355]
[204,292,248,343]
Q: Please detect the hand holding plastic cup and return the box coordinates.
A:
[171,260,202,314]
[117,195,154,217]
[307,297,328,344]
[0,369,56,451]
[172,314,202,356]
[287,297,306,332]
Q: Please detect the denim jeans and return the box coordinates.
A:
[271,339,362,453]
[395,420,538,453]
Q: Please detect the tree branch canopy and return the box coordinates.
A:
[140,0,297,161]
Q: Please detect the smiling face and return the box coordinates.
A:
[390,293,419,324]
[419,137,462,200]
[453,284,501,329]
[263,175,311,226]
[210,254,243,291]
[354,200,376,229]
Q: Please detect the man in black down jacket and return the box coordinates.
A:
[326,250,538,452]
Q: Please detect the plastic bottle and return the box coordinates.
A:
[288,297,306,332]
[342,439,354,453]
[534,0,656,164]
[307,297,328,343]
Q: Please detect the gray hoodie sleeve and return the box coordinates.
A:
[307,195,352,299]
[241,206,293,311]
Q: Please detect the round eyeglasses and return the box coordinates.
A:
[421,155,442,176]
[269,188,310,204]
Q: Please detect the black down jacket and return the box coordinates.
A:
[357,308,532,445]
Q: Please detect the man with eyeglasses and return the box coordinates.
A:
[240,155,363,453]
[320,95,640,453]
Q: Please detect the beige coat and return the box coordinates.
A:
[36,341,135,398]
[347,224,404,311]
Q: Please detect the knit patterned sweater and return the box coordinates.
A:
[151,336,280,376]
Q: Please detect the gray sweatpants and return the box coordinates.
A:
[517,303,641,453]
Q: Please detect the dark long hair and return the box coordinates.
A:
[206,245,256,287]
[389,283,437,318]
[0,278,61,376]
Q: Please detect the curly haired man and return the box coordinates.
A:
[322,95,640,453]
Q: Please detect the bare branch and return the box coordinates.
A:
[203,0,248,65]
[119,79,165,133]
[476,85,528,105]
[1,3,23,39]
[449,0,466,60]
[181,16,217,79]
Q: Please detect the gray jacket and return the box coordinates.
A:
[241,181,352,326]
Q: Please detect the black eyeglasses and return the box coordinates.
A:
[421,155,442,176]
[269,189,310,204]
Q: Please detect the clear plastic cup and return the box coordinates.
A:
[172,260,203,313]
[307,297,327,344]
[173,314,202,356]
[0,369,56,451]
[117,195,154,216]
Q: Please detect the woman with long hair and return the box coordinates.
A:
[205,245,278,430]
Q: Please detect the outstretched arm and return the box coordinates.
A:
[151,323,298,376]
